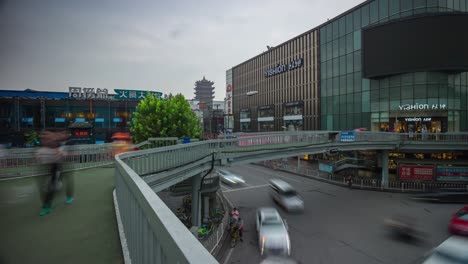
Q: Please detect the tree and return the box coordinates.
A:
[130,93,201,143]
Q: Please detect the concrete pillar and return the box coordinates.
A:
[191,173,201,227]
[380,150,389,188]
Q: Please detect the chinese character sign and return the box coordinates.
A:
[69,87,108,99]
[399,165,434,180]
[114,89,163,100]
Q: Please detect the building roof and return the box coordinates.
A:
[0,89,69,99]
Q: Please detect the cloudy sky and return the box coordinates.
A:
[0,0,364,100]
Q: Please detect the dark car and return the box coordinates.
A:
[448,206,468,236]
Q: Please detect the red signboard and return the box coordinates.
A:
[399,165,434,180]
[74,129,90,137]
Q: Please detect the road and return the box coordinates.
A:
[219,163,462,264]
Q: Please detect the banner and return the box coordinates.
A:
[436,167,468,181]
[399,165,434,180]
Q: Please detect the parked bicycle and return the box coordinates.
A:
[197,223,215,239]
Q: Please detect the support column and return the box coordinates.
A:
[40,98,46,130]
[14,98,20,132]
[191,173,201,227]
[380,150,389,188]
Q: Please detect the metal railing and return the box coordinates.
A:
[0,144,115,180]
[261,161,468,193]
[9,130,460,263]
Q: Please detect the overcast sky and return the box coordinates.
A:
[0,0,364,100]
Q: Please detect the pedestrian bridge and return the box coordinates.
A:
[115,131,468,263]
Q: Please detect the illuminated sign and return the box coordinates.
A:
[404,117,432,122]
[74,130,90,137]
[436,167,468,181]
[75,118,85,122]
[55,118,65,123]
[114,89,163,100]
[264,58,303,77]
[95,118,104,123]
[399,165,434,180]
[113,117,122,123]
[69,87,108,99]
[398,103,446,111]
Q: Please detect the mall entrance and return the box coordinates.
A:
[383,110,448,133]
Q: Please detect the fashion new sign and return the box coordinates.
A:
[398,103,447,111]
[264,58,303,77]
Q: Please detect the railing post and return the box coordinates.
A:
[402,182,405,192]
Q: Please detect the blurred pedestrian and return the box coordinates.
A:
[421,125,427,140]
[237,217,244,242]
[36,130,73,216]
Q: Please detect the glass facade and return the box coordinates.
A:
[319,0,468,131]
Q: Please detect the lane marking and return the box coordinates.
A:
[222,247,234,264]
[245,165,302,183]
[222,184,269,193]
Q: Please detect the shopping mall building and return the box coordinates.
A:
[226,0,468,133]
[0,88,162,144]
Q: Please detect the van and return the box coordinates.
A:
[269,179,304,212]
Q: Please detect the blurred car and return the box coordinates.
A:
[412,192,468,203]
[269,179,304,212]
[260,256,298,264]
[448,206,468,236]
[423,236,468,264]
[384,215,421,240]
[217,169,245,186]
[256,207,291,257]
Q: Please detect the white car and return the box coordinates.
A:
[218,169,245,186]
[423,236,468,264]
[269,179,304,212]
[256,207,291,257]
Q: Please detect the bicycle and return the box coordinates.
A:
[230,226,239,248]
[197,222,215,239]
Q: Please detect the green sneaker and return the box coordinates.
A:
[65,197,74,204]
[40,207,51,216]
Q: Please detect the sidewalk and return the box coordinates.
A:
[0,167,122,264]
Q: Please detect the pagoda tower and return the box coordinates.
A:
[193,76,215,110]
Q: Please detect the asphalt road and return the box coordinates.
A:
[219,163,462,264]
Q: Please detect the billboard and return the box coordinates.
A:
[436,167,468,182]
[399,165,434,180]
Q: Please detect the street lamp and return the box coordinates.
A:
[246,91,258,96]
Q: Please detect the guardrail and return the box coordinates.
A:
[114,131,468,263]
[261,161,468,193]
[0,144,115,180]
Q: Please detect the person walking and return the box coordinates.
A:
[36,130,73,216]
[421,125,427,140]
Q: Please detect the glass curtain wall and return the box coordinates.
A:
[319,0,468,131]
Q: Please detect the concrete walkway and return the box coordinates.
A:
[0,167,122,264]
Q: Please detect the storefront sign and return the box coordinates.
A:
[258,105,273,110]
[114,89,162,100]
[258,117,274,122]
[283,115,303,121]
[226,69,233,115]
[398,103,446,111]
[240,118,251,122]
[399,165,434,180]
[264,58,303,77]
[69,87,108,99]
[436,167,468,181]
[54,118,65,123]
[404,117,432,122]
[284,101,303,107]
[73,129,90,137]
[75,118,85,122]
